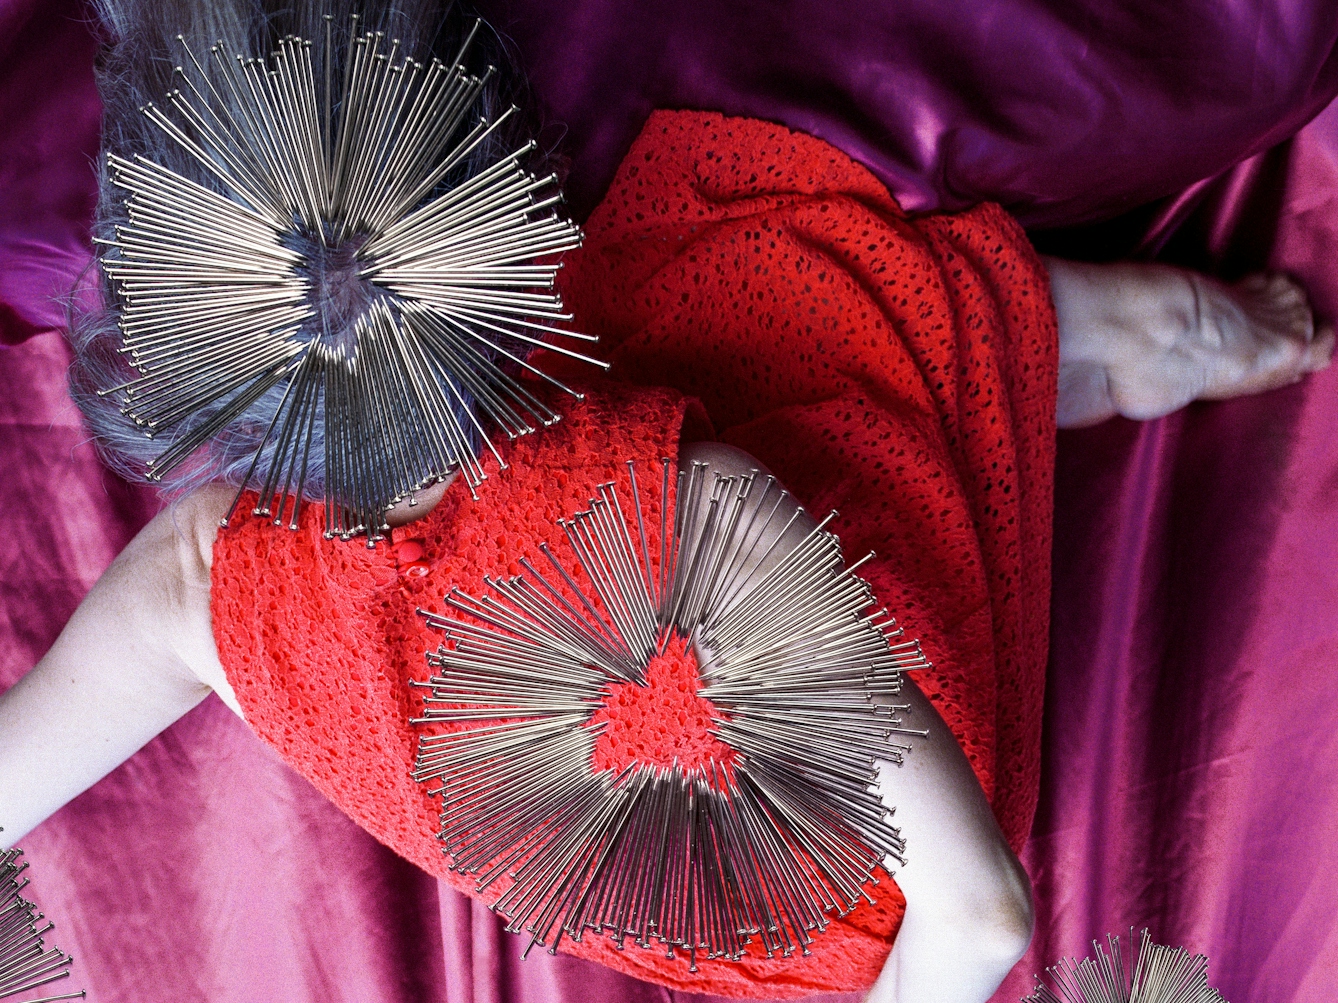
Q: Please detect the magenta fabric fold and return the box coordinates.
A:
[994,100,1338,1001]
[3,0,1338,1000]
[471,0,1338,225]
[0,0,101,346]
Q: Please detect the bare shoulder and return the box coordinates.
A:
[172,484,235,574]
[99,485,228,602]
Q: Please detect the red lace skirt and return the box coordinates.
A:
[212,111,1057,997]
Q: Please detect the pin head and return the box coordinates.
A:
[412,457,926,965]
[86,14,600,543]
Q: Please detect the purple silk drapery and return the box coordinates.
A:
[1007,104,1338,1000]
[2,0,1336,1000]
[470,0,1338,227]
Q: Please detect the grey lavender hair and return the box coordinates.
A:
[69,0,541,499]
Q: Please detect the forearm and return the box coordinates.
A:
[0,475,458,847]
[0,488,231,846]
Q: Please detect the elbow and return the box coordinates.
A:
[980,861,1034,969]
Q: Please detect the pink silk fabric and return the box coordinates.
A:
[3,0,1337,1000]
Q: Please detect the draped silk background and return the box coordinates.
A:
[2,0,1336,1000]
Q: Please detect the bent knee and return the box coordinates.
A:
[906,851,1034,971]
[945,858,1034,968]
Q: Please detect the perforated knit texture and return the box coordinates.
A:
[212,111,1057,1000]
[211,387,697,924]
[588,633,737,774]
[556,109,1058,859]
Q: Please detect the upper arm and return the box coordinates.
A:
[0,484,236,845]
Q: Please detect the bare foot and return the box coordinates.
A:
[1044,259,1335,428]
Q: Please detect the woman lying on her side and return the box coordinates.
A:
[0,8,1330,1002]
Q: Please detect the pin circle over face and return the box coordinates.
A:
[100,20,605,543]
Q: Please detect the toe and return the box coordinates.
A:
[1280,277,1316,341]
[1235,272,1311,337]
[1198,275,1326,398]
[1267,272,1305,305]
[1306,323,1335,372]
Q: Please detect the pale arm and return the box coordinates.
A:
[679,442,1033,1003]
[6,443,1029,1003]
[0,485,237,846]
[867,679,1033,1003]
[0,476,457,847]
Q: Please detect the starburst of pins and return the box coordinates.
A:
[97,17,602,542]
[1024,929,1229,1003]
[0,846,84,1003]
[412,459,930,966]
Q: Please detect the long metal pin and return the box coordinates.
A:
[416,304,594,403]
[685,475,754,627]
[587,492,658,655]
[105,19,603,536]
[606,768,654,946]
[367,176,562,268]
[569,507,641,651]
[671,474,728,630]
[443,762,594,850]
[407,308,534,437]
[499,772,625,919]
[556,522,640,672]
[446,762,596,862]
[409,455,917,968]
[708,516,841,638]
[369,112,524,245]
[487,577,620,673]
[453,781,595,878]
[617,463,662,614]
[709,477,783,608]
[410,311,534,441]
[362,143,526,252]
[173,38,273,197]
[732,776,828,942]
[559,769,652,943]
[708,532,845,636]
[663,462,708,627]
[744,764,884,896]
[596,482,656,630]
[730,776,823,947]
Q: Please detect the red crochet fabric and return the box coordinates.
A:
[212,112,1057,999]
[557,110,1058,857]
[213,384,692,892]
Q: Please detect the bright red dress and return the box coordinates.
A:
[211,111,1058,998]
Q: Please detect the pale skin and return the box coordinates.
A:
[0,260,1330,1002]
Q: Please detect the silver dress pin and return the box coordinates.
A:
[1025,928,1229,1003]
[412,458,930,968]
[0,844,83,1002]
[97,18,601,543]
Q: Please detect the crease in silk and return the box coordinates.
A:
[3,0,1337,1000]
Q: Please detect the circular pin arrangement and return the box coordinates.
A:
[0,845,83,1002]
[97,18,601,541]
[1025,929,1229,1003]
[412,459,929,966]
